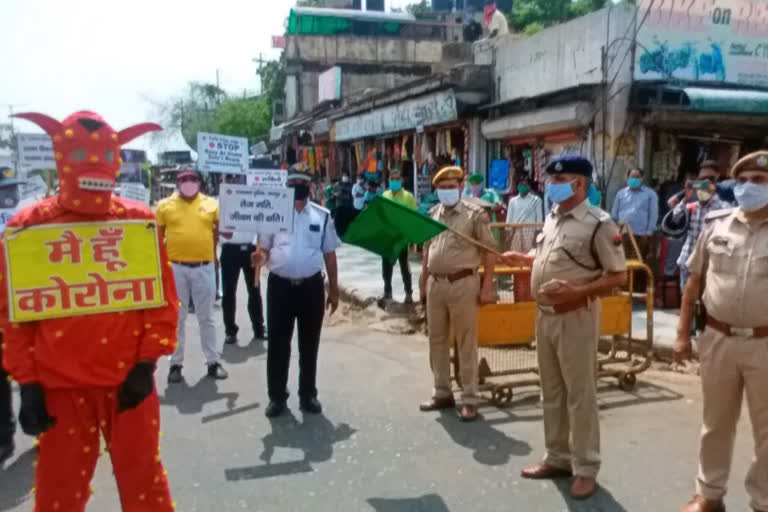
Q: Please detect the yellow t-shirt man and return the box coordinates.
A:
[383,189,418,210]
[156,192,219,262]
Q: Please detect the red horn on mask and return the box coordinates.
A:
[118,123,163,145]
[12,112,62,136]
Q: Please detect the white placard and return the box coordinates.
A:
[120,182,150,205]
[246,169,286,188]
[16,133,55,170]
[197,132,249,174]
[219,184,294,234]
[20,175,47,201]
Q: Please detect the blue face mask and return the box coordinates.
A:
[547,181,575,204]
[628,177,643,189]
[734,182,768,212]
[389,180,402,192]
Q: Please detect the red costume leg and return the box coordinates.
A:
[34,389,102,512]
[103,388,174,512]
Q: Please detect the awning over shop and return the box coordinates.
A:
[481,102,591,140]
[681,87,768,114]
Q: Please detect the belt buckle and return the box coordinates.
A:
[240,244,249,251]
[730,327,754,338]
[538,305,556,314]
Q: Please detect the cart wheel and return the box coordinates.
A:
[490,389,501,405]
[618,372,637,391]
[499,387,514,404]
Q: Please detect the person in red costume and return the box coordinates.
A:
[0,111,179,512]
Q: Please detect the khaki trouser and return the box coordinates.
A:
[695,328,768,511]
[427,274,480,405]
[536,303,601,477]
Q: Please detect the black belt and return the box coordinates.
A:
[172,261,212,268]
[271,272,322,286]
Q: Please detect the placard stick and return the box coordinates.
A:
[253,240,263,288]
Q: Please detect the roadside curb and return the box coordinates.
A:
[338,283,377,309]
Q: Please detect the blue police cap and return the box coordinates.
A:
[545,156,593,178]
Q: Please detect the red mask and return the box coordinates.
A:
[484,3,496,27]
[13,111,161,215]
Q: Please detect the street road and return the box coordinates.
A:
[0,283,754,512]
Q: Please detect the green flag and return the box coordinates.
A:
[341,196,446,262]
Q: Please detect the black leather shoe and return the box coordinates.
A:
[167,365,183,384]
[207,363,229,380]
[300,397,322,414]
[253,327,267,341]
[0,441,14,464]
[224,334,238,345]
[265,401,287,418]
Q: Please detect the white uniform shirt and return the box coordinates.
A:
[506,194,544,224]
[261,202,341,279]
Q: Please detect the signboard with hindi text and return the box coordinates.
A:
[197,132,249,174]
[219,184,294,234]
[4,220,165,322]
[17,133,55,171]
[119,183,151,205]
[246,169,286,188]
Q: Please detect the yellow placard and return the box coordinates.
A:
[4,220,165,322]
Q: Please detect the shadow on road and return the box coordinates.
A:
[0,448,35,511]
[159,377,239,416]
[366,494,451,511]
[223,411,356,481]
[553,479,629,512]
[435,409,532,466]
[483,379,684,426]
[221,337,266,365]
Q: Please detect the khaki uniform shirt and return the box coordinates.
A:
[427,200,496,274]
[687,208,768,328]
[531,200,627,303]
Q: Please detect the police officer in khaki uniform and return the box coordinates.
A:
[503,156,627,500]
[418,166,497,422]
[675,151,768,512]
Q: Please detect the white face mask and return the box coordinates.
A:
[696,189,713,203]
[734,182,768,212]
[341,176,349,183]
[437,188,460,206]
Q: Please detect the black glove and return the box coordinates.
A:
[19,383,56,436]
[117,361,156,413]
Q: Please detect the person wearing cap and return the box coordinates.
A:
[157,169,228,383]
[220,174,266,348]
[502,156,627,499]
[464,172,502,219]
[418,166,497,422]
[674,151,768,512]
[250,164,341,418]
[381,169,417,303]
[0,171,23,462]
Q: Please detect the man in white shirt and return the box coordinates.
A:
[352,174,366,212]
[220,176,266,346]
[251,164,341,418]
[484,1,509,38]
[506,177,544,223]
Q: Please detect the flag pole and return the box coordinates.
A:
[446,226,505,258]
[253,240,262,288]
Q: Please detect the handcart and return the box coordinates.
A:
[452,222,654,405]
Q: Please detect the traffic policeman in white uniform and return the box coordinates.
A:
[251,164,341,418]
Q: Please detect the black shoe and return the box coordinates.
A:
[253,327,267,341]
[404,293,414,305]
[0,441,14,464]
[383,292,393,301]
[300,397,322,414]
[168,365,183,384]
[224,334,238,345]
[207,362,228,380]
[265,401,287,418]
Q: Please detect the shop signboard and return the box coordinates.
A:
[333,90,458,142]
[635,0,768,87]
[16,133,55,171]
[318,66,342,103]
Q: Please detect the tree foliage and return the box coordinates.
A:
[507,0,607,33]
[149,82,226,149]
[212,97,272,143]
[406,0,432,18]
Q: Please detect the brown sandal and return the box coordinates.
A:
[419,396,456,411]
[459,404,478,422]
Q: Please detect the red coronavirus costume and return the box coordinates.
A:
[0,111,179,512]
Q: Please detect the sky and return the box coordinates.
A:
[0,0,414,156]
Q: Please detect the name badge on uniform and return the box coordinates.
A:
[309,224,321,232]
[239,244,250,251]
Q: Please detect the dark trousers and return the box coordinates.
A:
[382,248,412,295]
[221,243,265,337]
[267,272,325,403]
[0,337,15,445]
